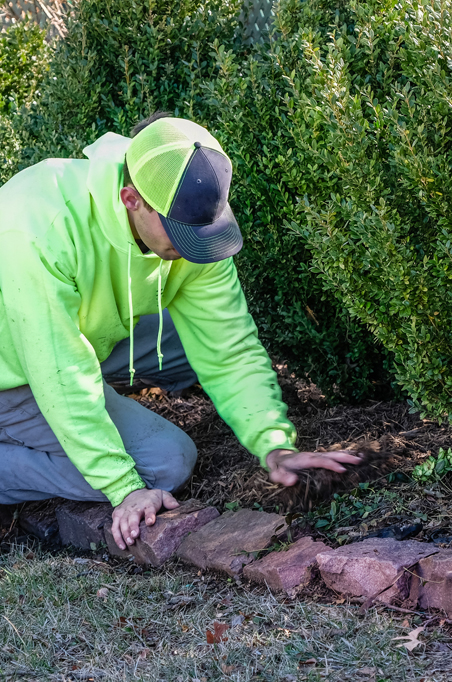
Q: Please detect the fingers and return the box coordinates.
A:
[143,491,178,526]
[112,488,181,546]
[111,512,127,551]
[303,455,349,474]
[267,448,363,487]
[123,508,143,545]
[319,451,362,465]
[111,508,144,549]
[161,491,179,510]
[143,499,159,526]
[301,451,362,472]
[268,466,299,486]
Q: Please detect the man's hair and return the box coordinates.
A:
[123,110,172,213]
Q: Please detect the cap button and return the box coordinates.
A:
[194,141,202,148]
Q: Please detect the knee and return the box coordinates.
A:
[136,430,198,493]
[170,433,198,493]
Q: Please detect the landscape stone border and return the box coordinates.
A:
[2,499,451,616]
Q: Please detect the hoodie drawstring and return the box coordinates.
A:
[157,259,164,371]
[127,243,164,384]
[127,242,136,386]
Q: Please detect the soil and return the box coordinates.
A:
[129,363,452,511]
[2,363,452,549]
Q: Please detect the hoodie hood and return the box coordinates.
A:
[83,132,134,255]
[84,132,170,382]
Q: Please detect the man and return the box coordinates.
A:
[0,112,360,550]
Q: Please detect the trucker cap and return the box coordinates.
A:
[125,117,243,264]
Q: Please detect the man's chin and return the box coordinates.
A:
[162,250,181,261]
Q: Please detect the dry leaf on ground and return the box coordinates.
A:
[221,664,236,674]
[166,595,196,610]
[393,626,425,651]
[206,621,230,644]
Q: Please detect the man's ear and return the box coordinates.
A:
[120,186,141,211]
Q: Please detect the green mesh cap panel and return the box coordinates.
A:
[126,118,228,216]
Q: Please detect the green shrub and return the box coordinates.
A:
[0,0,244,181]
[282,0,452,419]
[412,448,452,482]
[0,0,395,403]
[204,14,393,401]
[0,20,49,181]
[0,21,48,114]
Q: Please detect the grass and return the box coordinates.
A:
[0,544,451,681]
[2,377,452,680]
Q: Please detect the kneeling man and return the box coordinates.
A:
[0,112,359,549]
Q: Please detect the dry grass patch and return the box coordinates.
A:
[0,544,451,681]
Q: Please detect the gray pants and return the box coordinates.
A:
[0,312,198,505]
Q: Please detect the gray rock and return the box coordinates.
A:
[0,504,15,529]
[176,508,288,576]
[19,500,61,541]
[56,501,113,550]
[316,537,437,603]
[244,536,328,594]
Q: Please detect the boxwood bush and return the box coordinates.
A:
[1,0,402,404]
[206,0,452,419]
[286,0,452,419]
[0,21,48,115]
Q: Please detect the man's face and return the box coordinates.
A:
[120,186,181,261]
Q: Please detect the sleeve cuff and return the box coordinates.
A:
[101,469,146,507]
[255,431,298,470]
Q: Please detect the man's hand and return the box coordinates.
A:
[111,488,179,550]
[267,448,362,487]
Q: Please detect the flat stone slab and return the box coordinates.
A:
[409,548,452,615]
[244,536,328,594]
[0,505,15,530]
[317,538,436,603]
[176,509,288,576]
[105,499,219,566]
[56,502,113,550]
[18,500,61,542]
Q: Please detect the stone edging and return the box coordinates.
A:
[2,500,451,616]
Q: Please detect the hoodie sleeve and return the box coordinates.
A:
[0,229,145,506]
[167,257,297,466]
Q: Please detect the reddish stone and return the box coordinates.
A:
[56,502,113,550]
[104,525,132,558]
[18,500,61,541]
[244,536,328,594]
[105,499,220,566]
[409,549,452,615]
[316,538,436,603]
[176,509,288,576]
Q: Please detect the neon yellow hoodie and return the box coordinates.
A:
[0,133,297,506]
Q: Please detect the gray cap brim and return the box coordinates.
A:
[159,203,243,264]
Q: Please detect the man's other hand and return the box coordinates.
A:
[111,488,179,550]
[266,449,362,487]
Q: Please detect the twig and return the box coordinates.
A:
[378,604,425,617]
[2,615,26,646]
[422,615,452,627]
[358,553,439,614]
[404,565,444,585]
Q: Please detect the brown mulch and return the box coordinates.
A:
[128,363,452,518]
[3,364,452,548]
